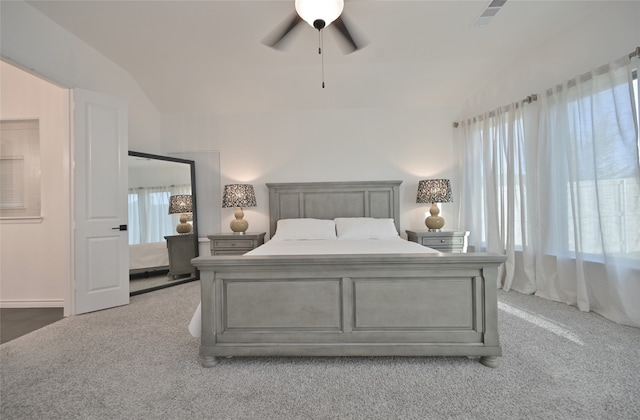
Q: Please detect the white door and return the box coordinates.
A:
[74,88,129,314]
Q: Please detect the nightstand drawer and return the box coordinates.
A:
[421,236,464,248]
[212,239,254,249]
[208,232,266,256]
[405,230,469,253]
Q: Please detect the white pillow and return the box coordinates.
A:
[334,217,399,240]
[271,218,337,241]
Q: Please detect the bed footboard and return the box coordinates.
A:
[192,253,506,368]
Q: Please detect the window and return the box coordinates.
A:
[0,119,41,219]
[564,71,640,260]
[459,54,639,325]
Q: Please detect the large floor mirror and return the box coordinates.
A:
[128,151,199,295]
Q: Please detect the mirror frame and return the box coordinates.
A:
[128,151,199,295]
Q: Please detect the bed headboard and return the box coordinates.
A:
[265,181,402,237]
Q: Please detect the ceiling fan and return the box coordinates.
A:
[262,0,363,54]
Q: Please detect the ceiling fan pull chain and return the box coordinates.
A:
[319,29,325,88]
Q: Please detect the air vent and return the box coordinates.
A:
[472,0,507,26]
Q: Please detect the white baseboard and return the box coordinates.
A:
[0,299,64,308]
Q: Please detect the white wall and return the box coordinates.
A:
[0,0,162,153]
[0,61,69,308]
[163,106,460,238]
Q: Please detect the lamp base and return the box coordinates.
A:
[230,207,249,234]
[176,214,193,234]
[425,203,445,231]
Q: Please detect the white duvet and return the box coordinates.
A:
[129,242,168,270]
[188,238,438,337]
[246,238,437,256]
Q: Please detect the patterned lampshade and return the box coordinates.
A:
[168,195,193,215]
[222,184,257,208]
[416,179,452,204]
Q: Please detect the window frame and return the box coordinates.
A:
[0,119,42,221]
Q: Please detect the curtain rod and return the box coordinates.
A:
[452,95,536,128]
[453,46,639,128]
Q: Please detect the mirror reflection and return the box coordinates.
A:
[128,151,199,295]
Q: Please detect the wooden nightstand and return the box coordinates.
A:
[164,234,197,279]
[405,230,470,253]
[208,232,266,256]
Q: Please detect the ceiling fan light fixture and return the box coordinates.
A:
[295,0,344,29]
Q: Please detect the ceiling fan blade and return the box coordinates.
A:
[330,16,361,54]
[262,12,303,50]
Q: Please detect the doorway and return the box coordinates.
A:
[1,60,131,316]
[0,60,71,315]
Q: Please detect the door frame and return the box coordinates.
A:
[1,58,130,316]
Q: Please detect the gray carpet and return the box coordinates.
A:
[1,281,639,420]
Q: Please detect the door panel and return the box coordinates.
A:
[74,88,129,314]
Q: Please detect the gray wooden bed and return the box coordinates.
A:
[191,180,506,368]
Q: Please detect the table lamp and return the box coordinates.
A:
[168,194,193,234]
[416,179,452,231]
[222,184,257,234]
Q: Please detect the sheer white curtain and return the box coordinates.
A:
[128,184,191,244]
[458,103,536,293]
[535,54,639,326]
[458,53,640,327]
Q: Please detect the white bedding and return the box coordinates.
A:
[129,242,169,271]
[246,238,437,256]
[188,238,438,337]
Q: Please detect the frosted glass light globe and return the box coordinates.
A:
[295,0,344,29]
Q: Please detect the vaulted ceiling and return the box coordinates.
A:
[26,0,604,114]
